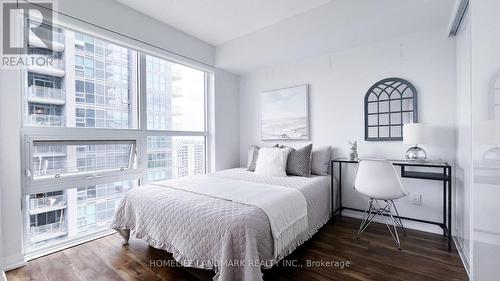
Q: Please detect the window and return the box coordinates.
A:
[145,55,205,131]
[22,22,209,253]
[25,180,135,248]
[364,78,418,141]
[147,136,206,181]
[30,140,136,181]
[24,31,138,129]
[145,55,207,182]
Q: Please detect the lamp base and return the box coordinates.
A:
[405,146,427,161]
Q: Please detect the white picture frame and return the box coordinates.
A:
[261,84,309,140]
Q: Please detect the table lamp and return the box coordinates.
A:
[403,123,428,160]
[476,120,500,162]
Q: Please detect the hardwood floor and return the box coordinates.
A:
[6,217,468,281]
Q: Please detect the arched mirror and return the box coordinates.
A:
[364,78,418,141]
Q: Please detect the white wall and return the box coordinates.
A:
[0,69,24,270]
[454,7,472,274]
[239,27,457,233]
[213,69,241,170]
[0,99,5,278]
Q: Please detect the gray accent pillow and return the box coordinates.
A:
[311,146,332,175]
[247,145,260,171]
[282,144,313,177]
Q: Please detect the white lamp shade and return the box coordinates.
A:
[476,120,500,144]
[403,123,428,145]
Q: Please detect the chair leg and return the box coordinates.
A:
[390,200,407,237]
[384,202,401,250]
[357,199,390,237]
[356,199,404,250]
[357,198,374,238]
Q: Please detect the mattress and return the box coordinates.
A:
[111,168,332,281]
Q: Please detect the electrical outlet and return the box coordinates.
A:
[409,193,422,205]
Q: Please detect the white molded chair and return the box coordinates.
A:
[353,159,408,249]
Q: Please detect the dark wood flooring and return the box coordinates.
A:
[6,217,468,281]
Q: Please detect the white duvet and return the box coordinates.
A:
[111,168,332,281]
[150,176,308,258]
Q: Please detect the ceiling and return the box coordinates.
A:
[116,0,331,45]
[116,0,456,74]
[216,0,456,74]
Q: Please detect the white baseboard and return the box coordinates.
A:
[2,253,26,271]
[453,236,470,278]
[341,209,444,235]
[25,229,114,261]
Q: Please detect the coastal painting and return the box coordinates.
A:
[261,85,309,140]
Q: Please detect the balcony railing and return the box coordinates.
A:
[29,20,65,45]
[33,145,66,156]
[30,222,67,243]
[33,29,65,45]
[28,114,64,127]
[30,195,66,210]
[172,87,182,98]
[28,86,65,104]
[172,106,182,116]
[171,69,182,81]
[29,55,64,70]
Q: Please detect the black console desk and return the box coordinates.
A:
[330,158,453,251]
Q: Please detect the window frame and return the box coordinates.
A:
[21,128,143,195]
[139,53,209,184]
[21,18,212,255]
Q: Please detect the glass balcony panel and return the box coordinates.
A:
[29,194,67,211]
[29,20,65,45]
[28,86,65,103]
[28,114,64,127]
[26,180,136,249]
[30,221,67,245]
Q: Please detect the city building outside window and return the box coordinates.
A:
[22,20,208,253]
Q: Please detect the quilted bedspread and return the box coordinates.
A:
[111,168,331,281]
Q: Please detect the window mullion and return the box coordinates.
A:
[138,53,149,184]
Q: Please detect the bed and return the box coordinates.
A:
[111,168,333,281]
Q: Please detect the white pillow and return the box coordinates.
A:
[254,147,290,177]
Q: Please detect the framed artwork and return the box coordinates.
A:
[261,84,309,140]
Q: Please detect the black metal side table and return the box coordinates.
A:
[331,158,453,251]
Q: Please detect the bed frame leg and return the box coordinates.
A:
[118,229,130,245]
